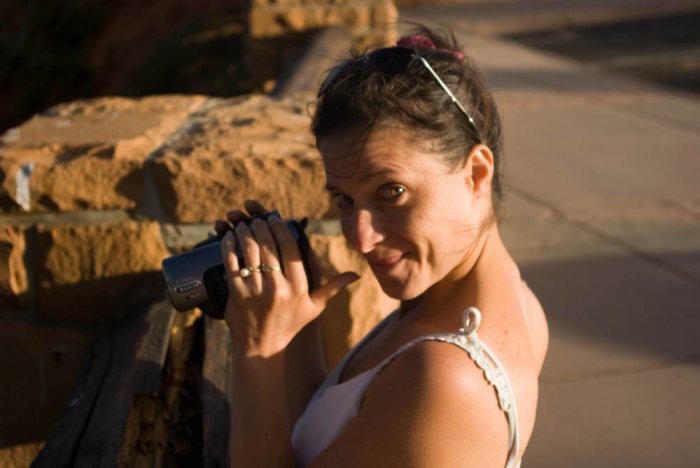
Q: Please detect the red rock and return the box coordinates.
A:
[0,443,45,468]
[35,221,169,322]
[249,0,395,41]
[0,225,29,309]
[0,96,207,213]
[152,94,333,223]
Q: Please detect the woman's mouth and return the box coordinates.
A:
[367,253,404,272]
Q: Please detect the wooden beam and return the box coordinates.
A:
[33,286,176,467]
[201,317,232,468]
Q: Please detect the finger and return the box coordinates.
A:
[310,272,361,310]
[220,231,244,288]
[249,219,282,286]
[235,222,263,293]
[307,248,323,289]
[214,219,231,236]
[244,200,268,217]
[268,216,307,291]
[226,209,249,226]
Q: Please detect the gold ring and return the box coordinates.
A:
[258,263,281,273]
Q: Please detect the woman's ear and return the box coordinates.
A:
[462,144,494,196]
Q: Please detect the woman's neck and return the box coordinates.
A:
[399,223,505,325]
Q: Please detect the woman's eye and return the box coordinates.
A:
[331,193,353,208]
[379,185,406,200]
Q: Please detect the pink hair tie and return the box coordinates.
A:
[397,34,436,51]
[447,50,466,61]
[396,34,466,61]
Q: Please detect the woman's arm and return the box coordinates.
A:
[219,205,358,467]
[229,350,296,467]
[285,318,326,425]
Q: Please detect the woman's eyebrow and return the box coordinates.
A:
[360,168,401,180]
[324,168,403,192]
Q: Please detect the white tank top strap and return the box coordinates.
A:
[374,307,521,468]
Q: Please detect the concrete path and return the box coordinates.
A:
[400,5,700,467]
[401,0,700,35]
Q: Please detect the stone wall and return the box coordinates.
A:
[250,0,397,45]
[0,92,398,456]
[1,0,400,457]
[245,0,398,92]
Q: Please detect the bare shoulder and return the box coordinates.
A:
[310,339,510,468]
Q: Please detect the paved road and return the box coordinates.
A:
[400,4,700,467]
[400,0,700,35]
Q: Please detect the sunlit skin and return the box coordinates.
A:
[321,122,494,312]
[219,121,549,467]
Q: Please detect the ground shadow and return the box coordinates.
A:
[520,250,700,378]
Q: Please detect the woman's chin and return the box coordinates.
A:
[377,277,425,301]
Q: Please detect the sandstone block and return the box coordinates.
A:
[309,234,398,368]
[0,319,94,446]
[0,95,207,213]
[3,96,209,149]
[371,0,399,45]
[250,7,322,37]
[0,443,45,468]
[0,224,29,309]
[0,146,143,212]
[318,4,371,32]
[250,9,287,38]
[152,94,333,223]
[35,221,169,322]
[343,4,372,30]
[250,1,390,39]
[282,6,311,32]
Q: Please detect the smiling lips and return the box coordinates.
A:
[367,253,404,270]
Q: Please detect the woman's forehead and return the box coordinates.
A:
[320,138,451,189]
[320,124,427,173]
[321,131,406,179]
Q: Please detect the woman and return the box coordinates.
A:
[215,26,548,467]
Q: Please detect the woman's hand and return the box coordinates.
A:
[215,201,359,358]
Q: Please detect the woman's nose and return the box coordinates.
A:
[343,209,383,254]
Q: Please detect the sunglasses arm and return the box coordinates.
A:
[416,56,479,136]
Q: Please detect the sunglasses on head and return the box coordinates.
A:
[318,47,480,140]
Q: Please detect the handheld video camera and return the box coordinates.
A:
[161,210,314,319]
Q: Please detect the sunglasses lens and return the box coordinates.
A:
[369,47,415,74]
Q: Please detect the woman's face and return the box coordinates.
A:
[319,124,491,300]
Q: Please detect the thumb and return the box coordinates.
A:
[310,272,360,310]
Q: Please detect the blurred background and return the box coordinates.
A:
[1,0,699,466]
[2,0,697,135]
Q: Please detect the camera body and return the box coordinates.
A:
[161,211,313,319]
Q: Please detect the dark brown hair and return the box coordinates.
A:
[313,25,505,218]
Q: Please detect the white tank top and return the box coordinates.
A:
[291,307,521,467]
